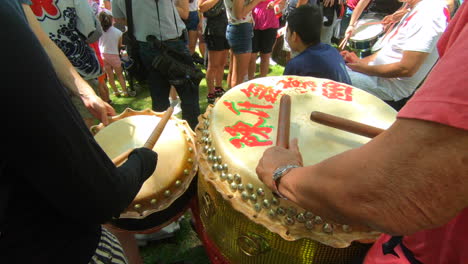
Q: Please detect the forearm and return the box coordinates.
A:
[23,4,94,98]
[199,0,219,12]
[278,119,468,235]
[348,0,370,27]
[355,61,413,78]
[234,0,262,20]
[176,0,190,20]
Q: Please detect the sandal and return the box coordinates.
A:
[214,87,225,98]
[207,93,216,104]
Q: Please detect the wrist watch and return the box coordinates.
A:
[272,164,300,199]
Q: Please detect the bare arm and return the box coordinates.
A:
[296,0,309,8]
[22,4,115,125]
[257,118,468,235]
[346,50,429,78]
[199,0,220,13]
[232,0,264,20]
[176,0,190,20]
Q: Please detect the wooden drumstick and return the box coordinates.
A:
[310,111,385,138]
[276,95,291,148]
[112,107,174,165]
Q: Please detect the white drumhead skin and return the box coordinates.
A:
[351,18,383,41]
[95,114,197,219]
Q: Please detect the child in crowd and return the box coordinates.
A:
[98,10,129,97]
[284,5,351,84]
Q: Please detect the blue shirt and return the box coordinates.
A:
[283,43,352,85]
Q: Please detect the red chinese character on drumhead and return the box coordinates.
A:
[322,81,353,101]
[225,118,273,148]
[223,100,273,119]
[240,83,282,103]
[277,77,317,93]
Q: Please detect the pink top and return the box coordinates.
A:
[364,3,468,264]
[252,0,279,30]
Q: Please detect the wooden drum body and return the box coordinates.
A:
[92,109,198,232]
[195,76,397,263]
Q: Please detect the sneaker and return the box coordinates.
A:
[214,87,225,98]
[207,93,216,104]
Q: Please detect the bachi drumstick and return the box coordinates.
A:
[276,95,291,148]
[310,111,384,138]
[112,107,175,165]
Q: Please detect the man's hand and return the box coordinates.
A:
[256,138,303,190]
[346,60,370,74]
[340,50,359,63]
[81,93,116,126]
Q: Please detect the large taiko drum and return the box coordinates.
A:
[195,76,397,263]
[91,108,198,232]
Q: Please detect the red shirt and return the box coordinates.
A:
[364,3,468,264]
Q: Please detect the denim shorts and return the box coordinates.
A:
[226,23,253,54]
[185,11,200,31]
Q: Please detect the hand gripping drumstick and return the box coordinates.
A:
[276,95,291,148]
[112,107,175,165]
[310,111,384,138]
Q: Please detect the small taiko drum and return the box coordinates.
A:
[348,18,384,57]
[195,76,397,263]
[92,108,198,232]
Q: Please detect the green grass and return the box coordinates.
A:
[105,62,284,264]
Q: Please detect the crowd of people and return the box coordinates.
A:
[1,0,467,263]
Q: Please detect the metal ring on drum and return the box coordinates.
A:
[91,108,198,233]
[194,76,397,263]
[348,18,384,58]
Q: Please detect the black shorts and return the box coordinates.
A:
[252,28,278,54]
[204,35,230,51]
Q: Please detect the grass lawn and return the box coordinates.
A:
[103,61,285,264]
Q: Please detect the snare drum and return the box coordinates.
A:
[92,108,198,232]
[348,18,384,57]
[195,76,397,263]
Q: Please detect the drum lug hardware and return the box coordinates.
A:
[268,209,276,218]
[254,203,262,212]
[276,207,286,216]
[256,188,265,197]
[230,182,238,191]
[226,174,234,183]
[250,194,257,202]
[305,220,314,230]
[262,199,270,209]
[305,211,314,220]
[314,216,323,225]
[296,213,306,223]
[322,223,333,234]
[284,216,295,225]
[237,183,244,191]
[164,190,171,197]
[286,207,297,217]
[175,180,182,187]
[342,224,352,233]
[246,183,254,192]
[241,191,249,201]
[220,172,227,181]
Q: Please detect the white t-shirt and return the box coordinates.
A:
[189,0,198,12]
[224,0,253,24]
[99,26,123,55]
[369,0,449,100]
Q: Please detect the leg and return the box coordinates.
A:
[227,50,234,88]
[188,30,198,55]
[233,52,252,86]
[114,65,128,95]
[104,63,119,95]
[170,86,178,100]
[97,74,110,103]
[248,53,257,80]
[259,52,271,77]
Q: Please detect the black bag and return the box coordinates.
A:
[123,0,147,83]
[203,0,225,18]
[148,36,204,87]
